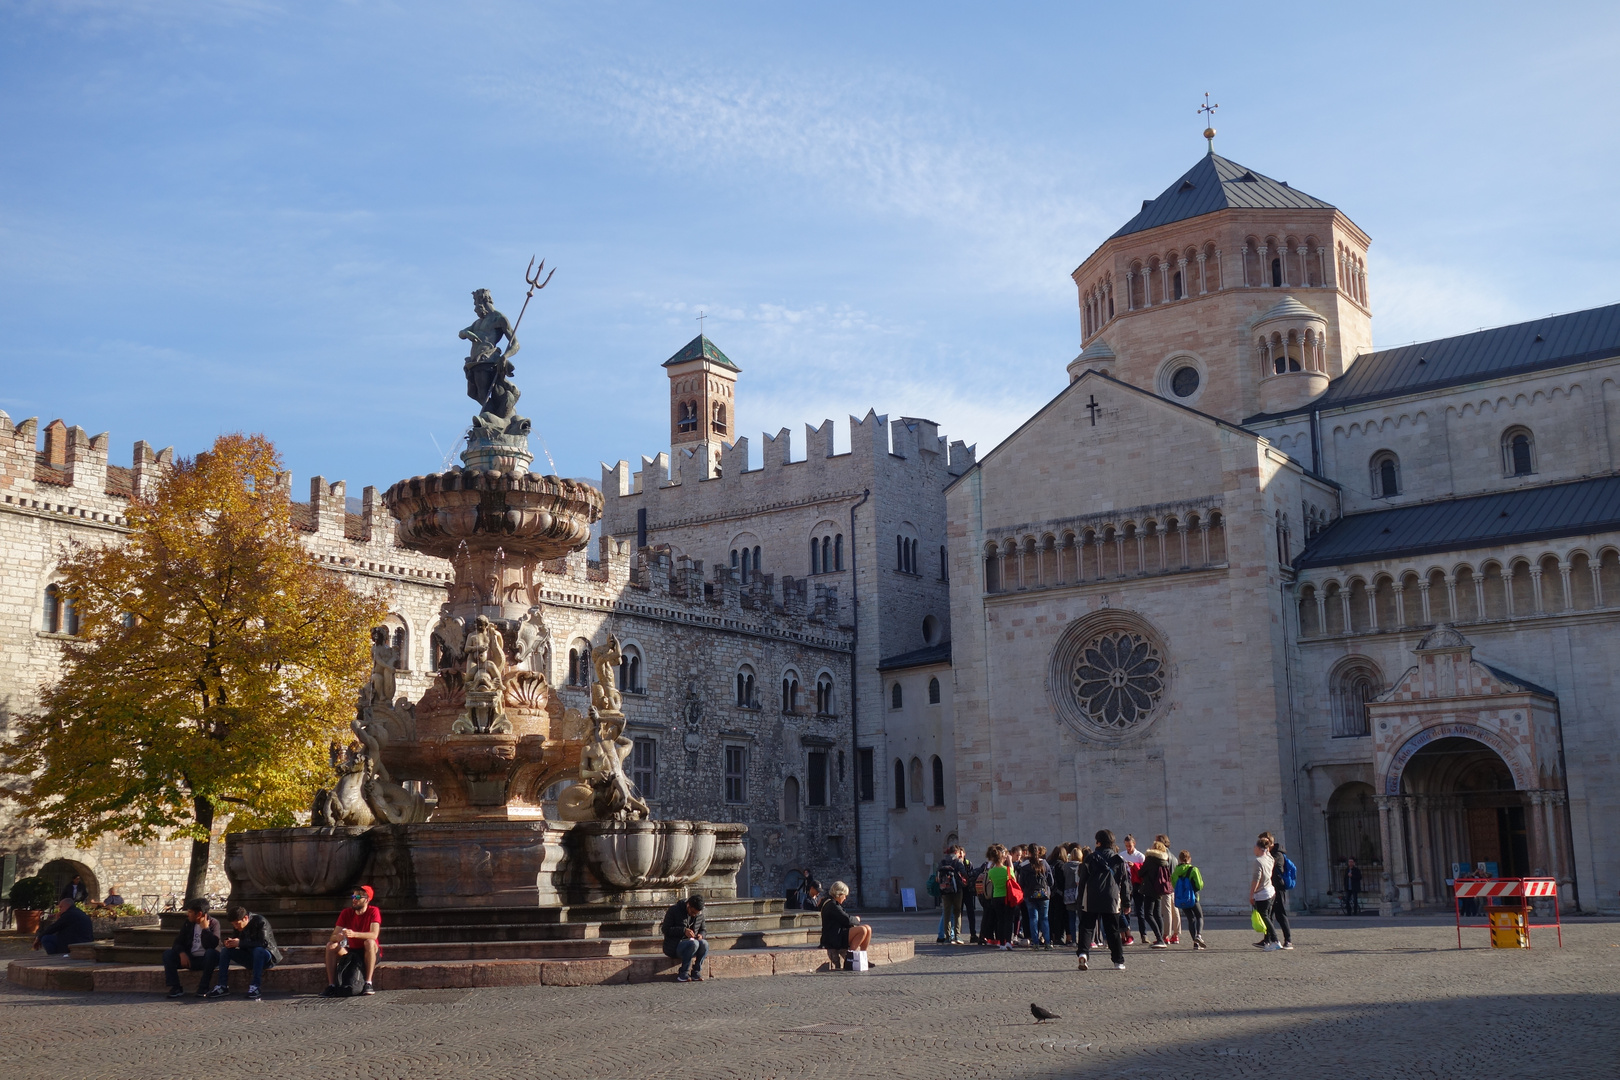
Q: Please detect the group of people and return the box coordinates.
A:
[660,879,873,980]
[159,886,382,1000]
[929,829,1298,970]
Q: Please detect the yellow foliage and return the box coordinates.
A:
[2,434,388,883]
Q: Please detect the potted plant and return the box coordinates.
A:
[8,875,58,935]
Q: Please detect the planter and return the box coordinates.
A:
[15,910,43,934]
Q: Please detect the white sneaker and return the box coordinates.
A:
[1263,942,1283,952]
[1114,962,1127,970]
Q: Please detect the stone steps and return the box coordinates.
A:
[10,938,914,992]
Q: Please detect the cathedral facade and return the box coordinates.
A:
[948,151,1617,914]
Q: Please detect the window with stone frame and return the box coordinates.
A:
[1502,426,1536,477]
[617,644,644,694]
[1370,451,1400,498]
[807,751,828,807]
[631,737,657,799]
[735,665,757,708]
[931,755,946,807]
[892,758,906,809]
[857,748,875,801]
[928,677,941,704]
[1331,661,1381,738]
[890,682,903,710]
[815,674,835,716]
[781,670,801,714]
[724,744,748,804]
[391,625,409,671]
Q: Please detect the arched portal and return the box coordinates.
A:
[1398,737,1530,891]
[38,857,100,903]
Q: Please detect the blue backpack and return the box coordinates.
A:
[1173,871,1198,909]
[1279,855,1298,891]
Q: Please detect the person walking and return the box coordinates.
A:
[1250,838,1281,952]
[1138,840,1173,947]
[1263,832,1296,950]
[1172,850,1207,949]
[1120,835,1146,945]
[1019,845,1054,950]
[1049,843,1070,945]
[1343,858,1362,916]
[1074,830,1130,971]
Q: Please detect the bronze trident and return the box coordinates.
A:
[512,256,556,335]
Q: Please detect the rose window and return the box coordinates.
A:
[1048,614,1170,738]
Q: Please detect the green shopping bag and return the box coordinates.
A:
[1251,907,1267,934]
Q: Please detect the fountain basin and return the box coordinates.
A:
[577,820,718,891]
[227,827,370,905]
[383,469,603,561]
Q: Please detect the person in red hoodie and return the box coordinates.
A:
[323,885,382,996]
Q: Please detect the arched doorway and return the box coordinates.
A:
[1397,737,1530,904]
[1325,782,1383,906]
[38,858,99,903]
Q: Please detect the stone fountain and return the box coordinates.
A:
[226,284,744,911]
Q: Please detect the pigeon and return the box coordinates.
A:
[1031,1003,1061,1023]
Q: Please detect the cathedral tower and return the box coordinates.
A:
[1070,151,1372,424]
[664,334,739,478]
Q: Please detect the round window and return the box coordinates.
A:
[1047,611,1171,740]
[1170,366,1200,398]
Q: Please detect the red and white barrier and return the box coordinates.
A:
[1452,877,1561,949]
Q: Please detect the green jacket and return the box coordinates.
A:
[1171,864,1204,893]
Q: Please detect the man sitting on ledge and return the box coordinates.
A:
[323,885,382,996]
[163,898,221,999]
[32,898,94,956]
[660,894,708,983]
[207,906,283,1000]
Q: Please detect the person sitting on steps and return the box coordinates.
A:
[32,897,94,956]
[660,894,708,983]
[818,881,873,970]
[322,885,382,997]
[207,906,284,1000]
[163,898,221,998]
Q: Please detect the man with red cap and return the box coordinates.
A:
[322,885,382,996]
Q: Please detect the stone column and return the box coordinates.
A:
[1530,568,1544,614]
[1114,534,1126,578]
[1340,589,1353,634]
[1216,249,1225,290]
[1199,522,1211,566]
[1474,575,1487,622]
[1258,244,1270,285]
[1161,261,1172,303]
[1527,790,1550,878]
[1125,270,1135,311]
[1558,561,1574,610]
[1197,251,1208,294]
[1445,576,1459,621]
[1590,561,1603,607]
[1298,244,1310,286]
[1393,583,1407,628]
[1156,530,1167,572]
[1408,797,1430,906]
[1315,593,1327,634]
[1279,244,1289,286]
[1176,257,1188,299]
[1367,588,1379,632]
[1318,246,1330,288]
[1376,795,1407,914]
[1418,581,1432,624]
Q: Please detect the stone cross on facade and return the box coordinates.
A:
[1086,394,1101,426]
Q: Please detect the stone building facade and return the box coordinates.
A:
[948,147,1620,914]
[0,409,855,907]
[602,335,973,907]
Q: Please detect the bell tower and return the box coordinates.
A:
[664,334,740,479]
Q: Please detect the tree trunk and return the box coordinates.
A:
[185,795,215,902]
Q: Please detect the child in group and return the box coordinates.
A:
[1172,849,1207,950]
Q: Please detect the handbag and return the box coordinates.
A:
[1250,907,1268,934]
[1006,871,1025,906]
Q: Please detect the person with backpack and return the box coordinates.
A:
[1172,850,1206,950]
[1138,840,1173,948]
[1074,829,1130,971]
[1058,845,1083,946]
[935,846,969,944]
[1262,832,1296,950]
[1250,837,1281,952]
[984,845,1020,950]
[1019,845,1054,949]
[1154,834,1181,943]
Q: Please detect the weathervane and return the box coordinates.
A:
[1198,93,1219,153]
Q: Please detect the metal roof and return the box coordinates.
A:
[1295,473,1620,569]
[876,641,952,671]
[662,334,740,371]
[1249,302,1620,422]
[1107,153,1335,241]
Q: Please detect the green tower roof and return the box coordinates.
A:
[662,334,740,371]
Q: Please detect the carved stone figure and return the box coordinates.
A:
[555,708,649,822]
[514,606,551,674]
[429,605,466,671]
[366,626,397,706]
[471,372,531,438]
[459,288,520,408]
[464,615,505,693]
[312,741,374,828]
[591,634,624,717]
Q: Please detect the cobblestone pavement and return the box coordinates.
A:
[3,915,1617,1080]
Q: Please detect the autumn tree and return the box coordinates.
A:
[2,434,387,899]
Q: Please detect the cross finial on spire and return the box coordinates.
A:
[1198,93,1219,152]
[696,309,707,336]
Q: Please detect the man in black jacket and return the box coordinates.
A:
[32,898,94,955]
[1074,829,1131,972]
[164,899,222,998]
[207,907,283,1000]
[659,895,707,982]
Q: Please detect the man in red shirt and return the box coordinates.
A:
[322,885,382,996]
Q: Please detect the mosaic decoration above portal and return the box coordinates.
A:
[1048,613,1170,739]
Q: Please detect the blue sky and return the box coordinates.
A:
[3,2,1618,492]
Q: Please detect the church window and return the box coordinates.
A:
[822,535,832,574]
[1503,428,1535,476]
[1539,554,1565,611]
[567,640,591,687]
[677,400,698,433]
[1271,257,1283,288]
[1170,365,1199,398]
[1330,660,1381,738]
[782,670,801,714]
[928,676,941,704]
[631,738,657,799]
[618,644,643,693]
[834,534,843,571]
[809,538,819,574]
[807,752,828,807]
[712,402,727,435]
[392,625,409,671]
[1370,452,1400,498]
[858,748,874,801]
[783,776,800,823]
[893,759,906,809]
[724,745,748,804]
[1107,294,1115,318]
[736,665,757,707]
[43,583,61,633]
[816,674,835,715]
[931,756,946,807]
[1051,613,1168,737]
[891,682,903,709]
